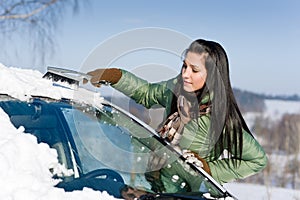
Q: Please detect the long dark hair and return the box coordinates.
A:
[171,39,253,166]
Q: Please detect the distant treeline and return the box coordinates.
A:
[234,88,300,101]
[261,93,300,101]
[233,88,265,113]
[233,88,300,113]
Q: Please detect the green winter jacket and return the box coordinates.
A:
[112,69,268,187]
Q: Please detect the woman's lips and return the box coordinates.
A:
[183,80,192,85]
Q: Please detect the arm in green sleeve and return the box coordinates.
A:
[208,130,268,184]
[112,69,176,109]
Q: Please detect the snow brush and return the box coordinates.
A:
[43,66,91,86]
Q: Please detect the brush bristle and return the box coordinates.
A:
[43,72,78,85]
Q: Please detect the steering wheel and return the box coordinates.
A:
[82,168,124,183]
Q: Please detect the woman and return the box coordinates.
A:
[87,39,268,188]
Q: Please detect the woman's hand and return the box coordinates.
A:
[86,68,122,87]
[182,149,211,175]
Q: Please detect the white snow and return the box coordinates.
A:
[225,183,300,200]
[0,63,299,199]
[244,99,300,125]
[264,99,300,120]
[0,63,104,108]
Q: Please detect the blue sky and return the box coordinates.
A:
[1,0,300,96]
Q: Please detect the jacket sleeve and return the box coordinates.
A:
[208,130,268,184]
[112,69,175,109]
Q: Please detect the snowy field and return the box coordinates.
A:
[225,183,300,200]
[264,99,300,120]
[0,63,299,199]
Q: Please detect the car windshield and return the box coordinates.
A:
[60,100,229,198]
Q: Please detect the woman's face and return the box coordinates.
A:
[181,51,207,92]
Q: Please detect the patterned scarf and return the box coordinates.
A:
[157,95,211,152]
[146,96,211,192]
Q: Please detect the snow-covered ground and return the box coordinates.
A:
[0,63,299,199]
[264,99,300,120]
[243,98,300,129]
[224,183,300,200]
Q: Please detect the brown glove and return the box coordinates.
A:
[182,150,212,176]
[87,68,122,87]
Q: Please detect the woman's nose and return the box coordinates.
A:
[182,66,191,78]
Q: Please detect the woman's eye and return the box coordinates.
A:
[192,67,200,73]
[182,61,202,73]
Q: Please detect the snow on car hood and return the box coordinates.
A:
[0,63,104,108]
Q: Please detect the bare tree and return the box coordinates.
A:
[279,114,300,189]
[0,0,86,67]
